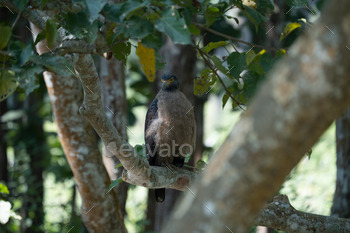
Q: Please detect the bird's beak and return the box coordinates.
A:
[161,79,173,86]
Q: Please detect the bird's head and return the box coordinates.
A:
[161,74,179,91]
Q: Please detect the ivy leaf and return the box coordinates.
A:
[0,25,11,50]
[107,177,123,193]
[85,0,107,23]
[0,70,18,102]
[204,6,220,26]
[227,52,246,78]
[280,22,302,41]
[203,41,229,53]
[45,19,58,48]
[286,0,308,7]
[136,42,155,82]
[155,8,192,45]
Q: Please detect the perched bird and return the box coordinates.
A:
[145,74,196,202]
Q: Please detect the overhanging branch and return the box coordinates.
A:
[257,195,350,233]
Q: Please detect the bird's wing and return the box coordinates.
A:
[145,98,158,165]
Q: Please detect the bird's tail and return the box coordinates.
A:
[155,188,165,202]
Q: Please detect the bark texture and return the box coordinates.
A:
[257,195,350,233]
[31,26,126,233]
[162,1,350,232]
[332,107,350,218]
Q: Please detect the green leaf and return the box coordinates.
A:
[142,31,163,50]
[204,6,220,26]
[85,0,107,22]
[155,8,192,45]
[45,19,58,48]
[107,178,123,193]
[211,55,234,79]
[196,159,207,171]
[0,70,18,102]
[110,41,131,64]
[286,0,307,7]
[193,68,216,95]
[19,44,34,66]
[103,0,146,23]
[280,22,302,41]
[119,16,154,39]
[30,53,75,77]
[242,6,268,31]
[0,25,11,50]
[222,86,234,109]
[14,65,43,95]
[134,145,145,157]
[203,41,229,54]
[63,11,98,43]
[34,31,46,46]
[0,183,9,195]
[256,0,274,13]
[115,163,123,169]
[227,52,246,78]
[12,0,27,10]
[245,50,256,66]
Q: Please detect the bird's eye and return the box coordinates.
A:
[169,78,174,82]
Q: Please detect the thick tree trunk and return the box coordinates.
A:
[163,1,350,232]
[100,57,129,216]
[31,25,127,233]
[332,107,350,217]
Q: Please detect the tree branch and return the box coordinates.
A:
[74,54,197,191]
[257,195,350,233]
[195,23,279,51]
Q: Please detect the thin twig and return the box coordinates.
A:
[195,23,279,52]
[11,10,22,30]
[196,46,245,111]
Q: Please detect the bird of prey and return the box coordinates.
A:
[145,74,196,202]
